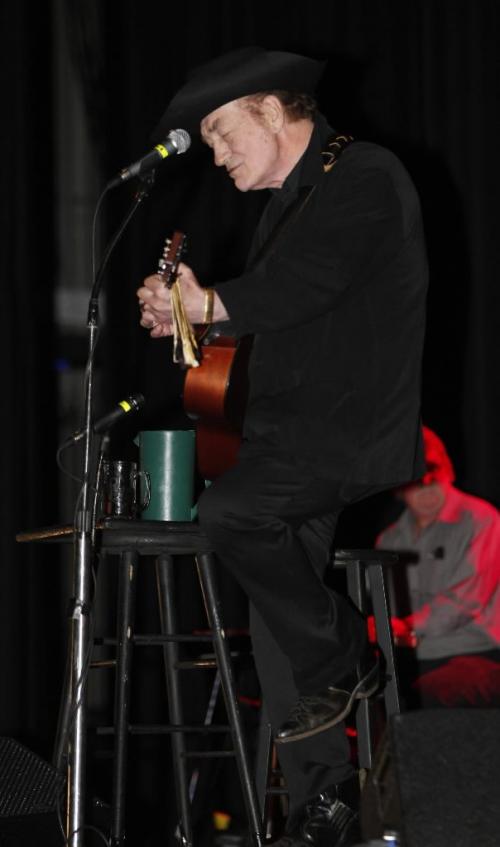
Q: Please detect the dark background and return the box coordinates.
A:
[1,0,499,843]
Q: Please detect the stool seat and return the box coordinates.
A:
[99,517,213,555]
[334,548,398,565]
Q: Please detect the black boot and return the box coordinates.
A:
[276,645,380,743]
[270,774,361,847]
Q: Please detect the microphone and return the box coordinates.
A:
[108,129,191,188]
[65,394,145,445]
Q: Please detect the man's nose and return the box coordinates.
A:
[213,141,230,167]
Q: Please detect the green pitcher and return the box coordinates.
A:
[134,430,196,521]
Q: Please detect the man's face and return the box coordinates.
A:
[401,481,447,527]
[200,98,282,191]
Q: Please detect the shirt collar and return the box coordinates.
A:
[272,112,334,196]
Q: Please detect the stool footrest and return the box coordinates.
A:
[96,634,213,646]
[133,633,213,644]
[183,751,236,759]
[96,724,231,736]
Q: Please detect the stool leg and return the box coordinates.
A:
[196,552,263,847]
[156,554,193,847]
[345,560,374,770]
[111,550,138,846]
[255,706,286,840]
[367,563,400,716]
[255,706,273,821]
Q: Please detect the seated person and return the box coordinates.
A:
[376,426,500,708]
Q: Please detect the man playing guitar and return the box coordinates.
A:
[138,46,428,847]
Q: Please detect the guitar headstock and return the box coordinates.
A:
[157,230,187,289]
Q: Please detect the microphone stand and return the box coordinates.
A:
[65,173,154,847]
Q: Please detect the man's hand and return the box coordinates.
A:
[137,273,174,337]
[137,262,203,338]
[137,262,228,337]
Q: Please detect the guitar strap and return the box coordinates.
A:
[321,131,355,173]
[248,131,354,270]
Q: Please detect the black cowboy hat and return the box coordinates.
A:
[153,46,325,140]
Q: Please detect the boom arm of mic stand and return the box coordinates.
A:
[91,171,156,301]
[66,174,155,847]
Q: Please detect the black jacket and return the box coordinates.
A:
[215,116,427,485]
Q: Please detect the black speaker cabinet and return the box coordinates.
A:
[361,709,500,847]
[0,737,64,846]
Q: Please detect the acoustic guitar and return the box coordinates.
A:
[158,231,250,480]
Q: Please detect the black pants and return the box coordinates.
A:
[198,452,378,819]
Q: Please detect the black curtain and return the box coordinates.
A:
[2,0,500,837]
[0,1,61,758]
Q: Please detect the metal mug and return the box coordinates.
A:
[101,460,150,519]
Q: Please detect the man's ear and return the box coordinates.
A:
[260,95,285,133]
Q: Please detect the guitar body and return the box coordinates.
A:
[183,335,252,480]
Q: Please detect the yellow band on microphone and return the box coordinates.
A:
[154,144,170,159]
[119,400,133,413]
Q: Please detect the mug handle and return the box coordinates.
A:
[135,470,151,511]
